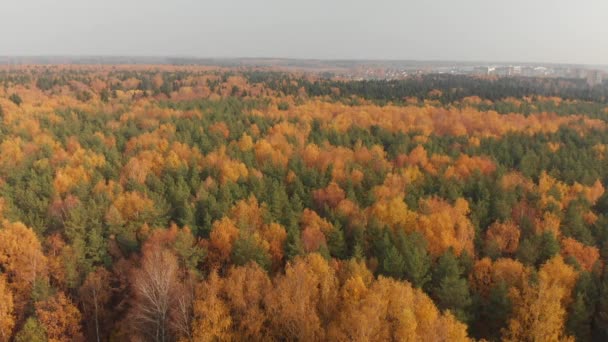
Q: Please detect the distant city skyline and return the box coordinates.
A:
[1,0,607,65]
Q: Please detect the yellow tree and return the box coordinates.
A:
[485,220,521,254]
[560,237,600,271]
[264,254,339,341]
[35,292,84,342]
[503,256,576,341]
[416,198,475,256]
[0,221,48,319]
[191,270,233,342]
[328,276,470,341]
[222,263,271,340]
[207,217,239,268]
[0,275,14,342]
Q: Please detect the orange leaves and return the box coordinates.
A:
[0,221,48,293]
[469,258,527,298]
[336,199,367,228]
[0,276,14,342]
[302,143,322,167]
[204,147,249,184]
[222,264,271,339]
[399,145,428,169]
[125,125,175,154]
[537,171,605,211]
[416,197,475,257]
[300,209,334,253]
[368,197,417,231]
[167,141,202,169]
[302,225,328,254]
[328,276,471,341]
[547,142,561,152]
[485,221,521,254]
[6,67,608,341]
[35,292,84,342]
[492,258,527,289]
[208,218,240,266]
[444,155,496,180]
[54,166,89,194]
[107,191,154,224]
[539,255,578,303]
[469,258,494,298]
[52,144,106,194]
[534,212,562,236]
[121,77,141,90]
[253,121,302,167]
[583,179,605,204]
[400,146,495,181]
[237,132,254,151]
[0,138,25,171]
[313,182,346,209]
[207,197,289,269]
[593,143,607,160]
[121,157,153,185]
[209,121,230,139]
[261,223,287,268]
[560,237,600,271]
[192,271,233,341]
[140,249,473,341]
[229,196,266,232]
[120,127,201,185]
[301,209,334,236]
[501,171,534,192]
[265,254,339,341]
[372,168,422,201]
[302,143,389,183]
[105,191,157,242]
[503,256,576,342]
[350,169,365,184]
[254,138,288,167]
[259,100,605,139]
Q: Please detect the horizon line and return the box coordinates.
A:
[0,55,605,68]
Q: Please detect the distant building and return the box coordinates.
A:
[586,70,603,86]
[495,66,517,76]
[512,66,522,75]
[473,66,490,75]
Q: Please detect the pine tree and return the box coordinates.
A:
[284,217,304,261]
[398,231,431,288]
[591,270,608,340]
[327,222,347,259]
[479,281,511,340]
[431,249,472,323]
[537,231,560,266]
[269,181,289,224]
[567,293,592,341]
[382,244,405,279]
[231,235,271,271]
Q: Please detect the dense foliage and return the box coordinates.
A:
[0,65,608,341]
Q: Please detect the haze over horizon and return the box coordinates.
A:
[1,0,607,66]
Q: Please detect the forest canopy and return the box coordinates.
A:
[0,65,607,341]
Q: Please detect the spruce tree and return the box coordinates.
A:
[382,244,405,279]
[398,231,431,288]
[431,249,472,323]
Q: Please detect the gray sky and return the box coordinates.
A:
[1,0,607,65]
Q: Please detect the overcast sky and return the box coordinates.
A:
[1,0,607,65]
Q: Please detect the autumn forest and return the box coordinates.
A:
[1,65,608,342]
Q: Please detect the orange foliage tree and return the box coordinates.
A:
[35,292,84,342]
